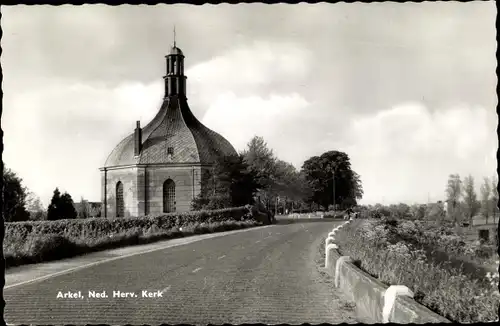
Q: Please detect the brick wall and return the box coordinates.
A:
[104,167,139,218]
[145,165,202,214]
[102,164,205,217]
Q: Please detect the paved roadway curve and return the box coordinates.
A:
[4,218,360,325]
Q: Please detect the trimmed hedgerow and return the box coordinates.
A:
[4,206,264,269]
[5,206,254,240]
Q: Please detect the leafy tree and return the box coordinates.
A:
[25,191,46,220]
[239,136,314,213]
[60,193,77,219]
[373,203,392,218]
[410,204,426,220]
[2,167,30,222]
[390,203,411,219]
[301,150,363,210]
[271,160,313,213]
[47,188,77,220]
[480,177,492,224]
[226,155,260,207]
[425,202,446,221]
[445,174,463,225]
[192,154,259,210]
[47,188,61,220]
[462,175,480,227]
[241,136,278,209]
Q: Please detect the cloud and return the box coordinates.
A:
[186,41,312,116]
[1,3,496,208]
[339,103,497,205]
[3,80,163,206]
[202,92,310,153]
[188,41,311,85]
[2,40,312,206]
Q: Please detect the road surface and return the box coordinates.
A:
[4,218,360,324]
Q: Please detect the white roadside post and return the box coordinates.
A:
[382,285,414,323]
[325,243,338,268]
[335,256,352,287]
[325,237,335,247]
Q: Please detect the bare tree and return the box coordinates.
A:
[480,177,492,224]
[25,191,46,220]
[491,175,499,218]
[445,174,463,225]
[89,204,101,218]
[77,197,90,219]
[463,175,479,227]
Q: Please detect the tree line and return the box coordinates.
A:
[360,173,499,226]
[3,135,365,221]
[445,173,499,225]
[191,135,363,213]
[2,167,100,222]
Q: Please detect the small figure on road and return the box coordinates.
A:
[345,207,354,220]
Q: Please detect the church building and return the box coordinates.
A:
[100,40,237,217]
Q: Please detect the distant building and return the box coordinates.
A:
[73,201,102,218]
[100,39,237,217]
[472,214,499,243]
[460,214,499,244]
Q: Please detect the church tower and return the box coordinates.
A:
[100,32,237,218]
[163,30,187,98]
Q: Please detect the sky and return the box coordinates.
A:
[2,3,498,207]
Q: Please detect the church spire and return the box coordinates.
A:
[173,25,176,47]
[163,29,186,99]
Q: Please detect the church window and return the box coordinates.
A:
[163,179,176,213]
[116,181,124,217]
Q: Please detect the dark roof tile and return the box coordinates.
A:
[104,96,237,167]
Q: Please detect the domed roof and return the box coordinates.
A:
[169,46,183,56]
[103,96,237,167]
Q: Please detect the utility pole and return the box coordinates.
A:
[212,166,215,196]
[332,169,336,212]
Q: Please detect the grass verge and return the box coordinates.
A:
[333,218,498,323]
[5,220,262,269]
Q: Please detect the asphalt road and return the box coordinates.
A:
[4,218,360,325]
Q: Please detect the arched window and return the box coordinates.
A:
[116,181,124,217]
[163,179,176,213]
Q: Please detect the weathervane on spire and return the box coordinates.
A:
[173,25,176,47]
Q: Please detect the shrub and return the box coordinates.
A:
[4,206,262,268]
[334,219,498,323]
[323,210,347,219]
[5,206,253,242]
[5,218,261,269]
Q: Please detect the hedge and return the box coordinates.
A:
[6,206,254,242]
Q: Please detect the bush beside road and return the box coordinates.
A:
[4,206,270,269]
[332,218,498,323]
